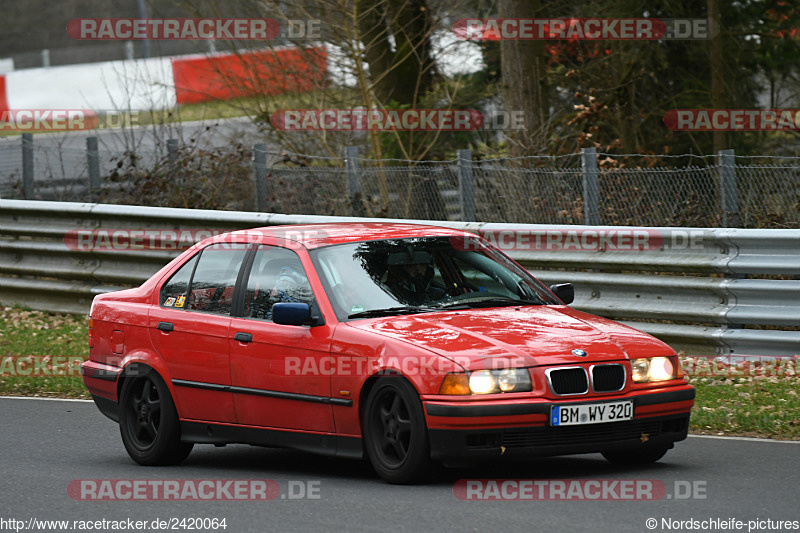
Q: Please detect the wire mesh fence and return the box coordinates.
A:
[1,134,799,228]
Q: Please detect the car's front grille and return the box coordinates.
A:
[591,364,626,392]
[547,368,588,395]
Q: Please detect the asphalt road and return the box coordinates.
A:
[2,397,799,533]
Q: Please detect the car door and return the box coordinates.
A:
[149,243,248,423]
[228,245,336,432]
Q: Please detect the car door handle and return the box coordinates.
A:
[157,322,174,332]
[234,332,253,343]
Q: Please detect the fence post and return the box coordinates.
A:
[581,147,600,225]
[86,136,100,201]
[457,148,475,222]
[124,41,135,60]
[719,149,739,227]
[41,49,50,67]
[345,145,364,217]
[136,0,151,58]
[166,137,178,172]
[166,138,178,162]
[253,143,268,212]
[22,133,34,200]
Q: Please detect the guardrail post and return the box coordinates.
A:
[719,149,739,227]
[581,147,600,225]
[22,133,34,200]
[345,145,364,217]
[718,148,743,330]
[457,148,475,221]
[86,136,100,201]
[253,143,268,212]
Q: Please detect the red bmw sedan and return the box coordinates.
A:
[82,223,694,483]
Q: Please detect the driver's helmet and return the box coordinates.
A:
[274,265,311,303]
[386,249,435,292]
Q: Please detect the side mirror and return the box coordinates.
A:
[549,283,574,305]
[272,302,324,326]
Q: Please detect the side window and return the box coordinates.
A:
[186,244,248,316]
[160,254,198,308]
[244,246,314,321]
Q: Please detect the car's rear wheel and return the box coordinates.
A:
[119,367,193,466]
[602,445,670,465]
[363,379,434,484]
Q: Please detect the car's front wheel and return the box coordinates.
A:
[602,445,670,465]
[363,378,434,484]
[119,366,193,466]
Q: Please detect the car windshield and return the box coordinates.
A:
[309,236,560,320]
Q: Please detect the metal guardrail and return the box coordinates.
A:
[1,199,798,356]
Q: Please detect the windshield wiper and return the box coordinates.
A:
[438,297,543,309]
[347,306,440,319]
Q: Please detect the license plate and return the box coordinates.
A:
[550,400,633,426]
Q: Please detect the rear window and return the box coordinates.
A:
[159,255,197,308]
[159,244,248,316]
[186,244,248,316]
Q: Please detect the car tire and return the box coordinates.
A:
[601,445,670,465]
[119,366,193,466]
[363,378,434,484]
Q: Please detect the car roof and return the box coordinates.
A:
[222,222,475,249]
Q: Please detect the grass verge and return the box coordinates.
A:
[0,306,89,398]
[682,355,800,440]
[2,306,798,439]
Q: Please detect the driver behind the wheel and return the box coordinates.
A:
[382,250,446,305]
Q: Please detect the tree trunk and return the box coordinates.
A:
[499,0,549,156]
[354,0,435,106]
[708,0,727,153]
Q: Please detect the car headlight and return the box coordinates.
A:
[439,369,532,395]
[631,356,680,383]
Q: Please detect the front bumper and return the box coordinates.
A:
[425,385,694,460]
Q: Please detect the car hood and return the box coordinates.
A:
[346,306,672,370]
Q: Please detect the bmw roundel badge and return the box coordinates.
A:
[572,348,588,357]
